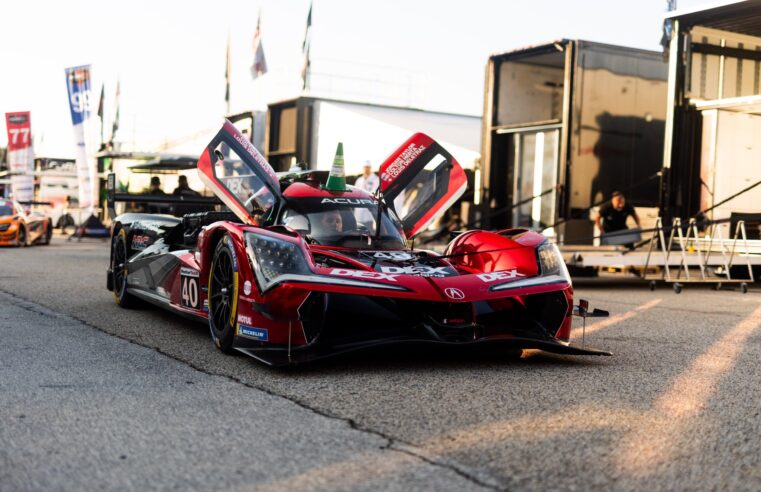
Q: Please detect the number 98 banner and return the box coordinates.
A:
[4,112,34,203]
[65,64,97,210]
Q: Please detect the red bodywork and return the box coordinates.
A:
[108,121,608,365]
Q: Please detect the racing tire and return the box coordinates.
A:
[111,229,138,308]
[40,220,53,245]
[208,235,239,354]
[17,226,28,247]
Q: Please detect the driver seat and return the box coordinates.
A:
[339,210,357,231]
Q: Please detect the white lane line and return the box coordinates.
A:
[614,304,761,474]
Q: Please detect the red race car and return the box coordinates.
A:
[106,121,610,365]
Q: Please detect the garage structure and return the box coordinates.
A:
[480,40,668,243]
[661,0,761,238]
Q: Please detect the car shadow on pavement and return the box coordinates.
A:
[285,344,611,374]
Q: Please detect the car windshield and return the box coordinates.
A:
[279,197,406,249]
[0,205,14,216]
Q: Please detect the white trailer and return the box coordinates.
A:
[661,0,761,239]
[264,97,480,175]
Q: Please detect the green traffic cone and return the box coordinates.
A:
[324,142,347,191]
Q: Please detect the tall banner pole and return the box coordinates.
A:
[65,65,96,213]
[4,112,34,203]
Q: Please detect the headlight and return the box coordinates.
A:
[537,241,570,280]
[245,233,312,292]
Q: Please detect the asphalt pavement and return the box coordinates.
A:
[2,235,761,491]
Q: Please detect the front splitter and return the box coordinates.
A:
[233,336,612,367]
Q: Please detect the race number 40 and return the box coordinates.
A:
[180,268,200,309]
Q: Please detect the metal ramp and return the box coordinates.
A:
[561,218,760,293]
[642,218,754,293]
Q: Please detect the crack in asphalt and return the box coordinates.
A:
[0,288,505,491]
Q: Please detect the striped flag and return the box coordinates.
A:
[301,2,312,91]
[250,11,268,80]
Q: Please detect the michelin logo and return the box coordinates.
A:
[238,325,268,341]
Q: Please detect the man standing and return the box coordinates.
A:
[353,162,379,227]
[172,175,200,217]
[595,191,641,234]
[172,175,200,197]
[353,161,379,194]
[147,176,168,214]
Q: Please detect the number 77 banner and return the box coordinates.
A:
[4,112,34,203]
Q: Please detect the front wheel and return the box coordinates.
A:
[112,229,137,308]
[40,220,53,245]
[17,226,27,247]
[208,236,239,353]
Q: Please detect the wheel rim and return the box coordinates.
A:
[210,249,234,330]
[18,228,26,245]
[113,237,127,294]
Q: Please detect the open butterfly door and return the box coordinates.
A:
[196,120,281,225]
[379,133,467,238]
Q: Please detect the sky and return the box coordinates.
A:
[0,0,709,158]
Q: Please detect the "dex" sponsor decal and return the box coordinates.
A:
[330,268,399,282]
[380,266,450,277]
[477,269,526,283]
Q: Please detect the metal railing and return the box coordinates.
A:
[643,217,754,292]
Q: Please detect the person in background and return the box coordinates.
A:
[149,176,165,195]
[353,161,379,227]
[595,191,641,234]
[172,175,200,217]
[147,176,168,214]
[173,175,200,197]
[354,161,379,194]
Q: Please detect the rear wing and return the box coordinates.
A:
[106,172,221,219]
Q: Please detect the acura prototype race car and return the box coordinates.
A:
[106,121,610,365]
[0,200,53,246]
